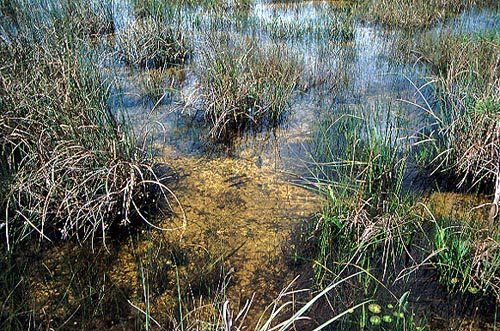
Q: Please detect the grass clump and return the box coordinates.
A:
[198,34,303,140]
[310,105,410,216]
[304,104,425,328]
[414,32,500,195]
[362,0,499,29]
[0,2,172,248]
[264,4,355,43]
[116,16,189,70]
[304,101,500,328]
[49,0,115,37]
[1,0,115,36]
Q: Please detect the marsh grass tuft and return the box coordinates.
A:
[362,0,499,29]
[413,32,500,194]
[1,0,114,37]
[310,104,410,215]
[303,98,500,328]
[198,33,303,140]
[0,1,176,248]
[116,16,189,70]
[301,103,427,328]
[263,4,355,43]
[51,0,115,37]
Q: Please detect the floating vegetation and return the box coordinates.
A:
[368,303,382,314]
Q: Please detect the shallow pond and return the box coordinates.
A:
[108,0,499,326]
[9,0,499,329]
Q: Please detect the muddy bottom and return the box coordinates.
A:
[17,154,320,330]
[155,155,320,323]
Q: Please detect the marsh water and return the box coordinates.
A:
[116,0,499,324]
[18,1,500,329]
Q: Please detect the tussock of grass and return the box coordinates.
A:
[263,4,355,42]
[116,17,188,70]
[305,100,500,328]
[132,0,251,16]
[198,34,303,140]
[50,0,115,37]
[415,33,500,191]
[303,104,421,325]
[2,0,115,37]
[310,106,410,214]
[0,1,173,248]
[363,0,498,29]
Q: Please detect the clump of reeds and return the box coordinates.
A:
[198,34,303,140]
[310,105,410,215]
[305,96,500,328]
[132,0,248,16]
[415,32,500,193]
[1,0,115,38]
[264,4,355,43]
[363,0,498,29]
[116,16,188,70]
[0,1,172,248]
[52,0,115,37]
[303,104,422,324]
